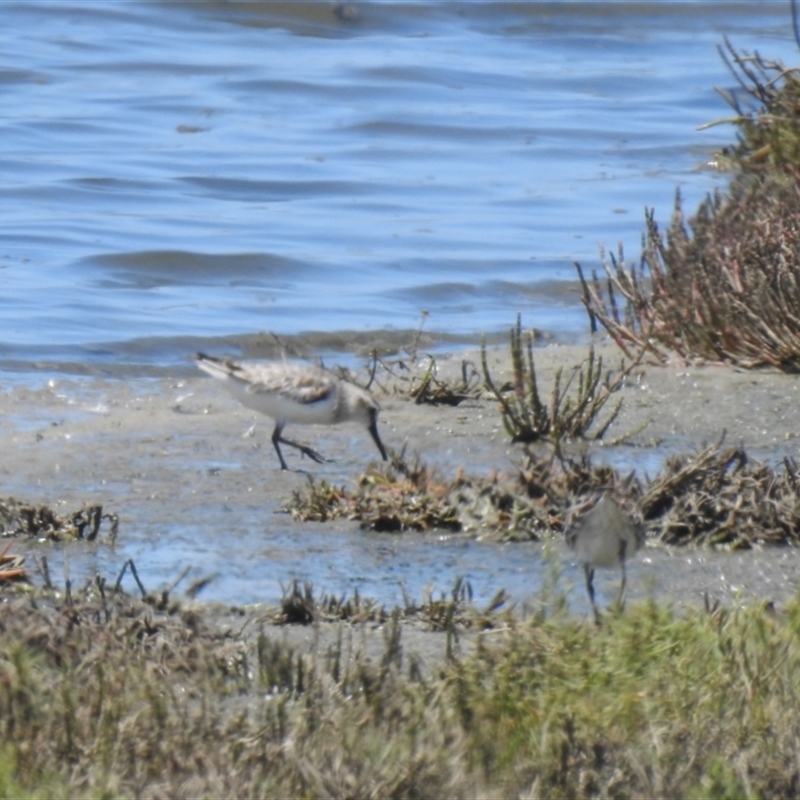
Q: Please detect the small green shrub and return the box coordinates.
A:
[481,314,645,446]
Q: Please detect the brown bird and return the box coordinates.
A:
[565,477,644,622]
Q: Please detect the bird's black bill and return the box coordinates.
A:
[368,419,388,461]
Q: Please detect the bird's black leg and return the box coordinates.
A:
[272,422,328,468]
[616,540,629,613]
[368,417,388,461]
[584,564,601,625]
[617,560,628,613]
[282,437,328,465]
[271,422,289,470]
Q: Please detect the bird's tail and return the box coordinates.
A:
[196,352,237,380]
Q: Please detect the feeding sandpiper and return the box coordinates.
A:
[196,353,388,470]
[565,476,645,623]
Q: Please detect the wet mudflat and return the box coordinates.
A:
[2,339,800,618]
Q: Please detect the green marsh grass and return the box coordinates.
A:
[2,582,800,797]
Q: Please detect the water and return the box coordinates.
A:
[3,1,799,610]
[1,0,796,373]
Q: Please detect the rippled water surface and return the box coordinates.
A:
[2,0,796,372]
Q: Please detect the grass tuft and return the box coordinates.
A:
[481,314,646,447]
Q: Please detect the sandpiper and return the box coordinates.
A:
[196,353,388,470]
[565,478,644,622]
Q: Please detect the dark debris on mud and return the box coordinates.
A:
[0,497,118,542]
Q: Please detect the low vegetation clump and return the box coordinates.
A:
[3,576,800,798]
[289,441,800,549]
[271,576,508,639]
[577,41,800,371]
[287,449,565,539]
[289,452,496,534]
[274,578,389,624]
[403,355,483,406]
[361,310,485,407]
[481,314,646,447]
[577,178,800,370]
[0,497,118,542]
[373,348,484,407]
[642,438,800,547]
